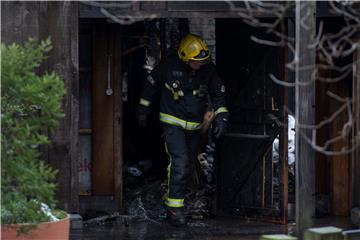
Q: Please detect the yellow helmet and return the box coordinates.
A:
[178,34,210,62]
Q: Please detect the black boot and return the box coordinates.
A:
[166,207,187,227]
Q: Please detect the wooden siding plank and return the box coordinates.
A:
[295,1,316,237]
[1,1,40,44]
[40,2,80,212]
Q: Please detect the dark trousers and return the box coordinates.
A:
[163,125,201,202]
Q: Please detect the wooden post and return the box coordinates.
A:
[295,1,316,238]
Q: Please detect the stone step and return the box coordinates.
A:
[70,214,83,229]
[342,229,360,240]
[351,208,360,228]
[304,226,343,240]
[260,234,297,240]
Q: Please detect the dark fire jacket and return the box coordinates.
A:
[138,54,229,131]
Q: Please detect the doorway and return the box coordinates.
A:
[78,18,289,223]
[78,19,123,216]
[215,18,288,223]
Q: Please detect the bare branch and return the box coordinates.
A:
[81,1,132,8]
[269,74,312,87]
[275,99,352,131]
[326,90,347,103]
[300,129,359,156]
[300,5,312,30]
[250,36,284,47]
[308,20,324,49]
[316,67,353,83]
[329,1,360,24]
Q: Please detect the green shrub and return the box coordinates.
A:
[1,38,65,225]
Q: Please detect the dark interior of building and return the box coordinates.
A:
[78,16,354,222]
[78,17,289,222]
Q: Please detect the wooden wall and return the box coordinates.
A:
[1,2,79,212]
[315,75,352,216]
[315,19,355,217]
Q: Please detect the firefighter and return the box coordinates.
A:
[136,33,229,226]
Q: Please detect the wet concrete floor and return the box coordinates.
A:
[70,217,288,240]
[70,216,356,240]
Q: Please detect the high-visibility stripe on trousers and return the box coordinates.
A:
[163,125,201,208]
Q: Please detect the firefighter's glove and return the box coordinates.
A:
[136,110,148,128]
[213,118,227,139]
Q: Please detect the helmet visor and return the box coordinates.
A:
[193,50,210,60]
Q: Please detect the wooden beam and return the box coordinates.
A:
[79,1,355,19]
[295,1,316,239]
[79,2,290,19]
[80,10,287,19]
